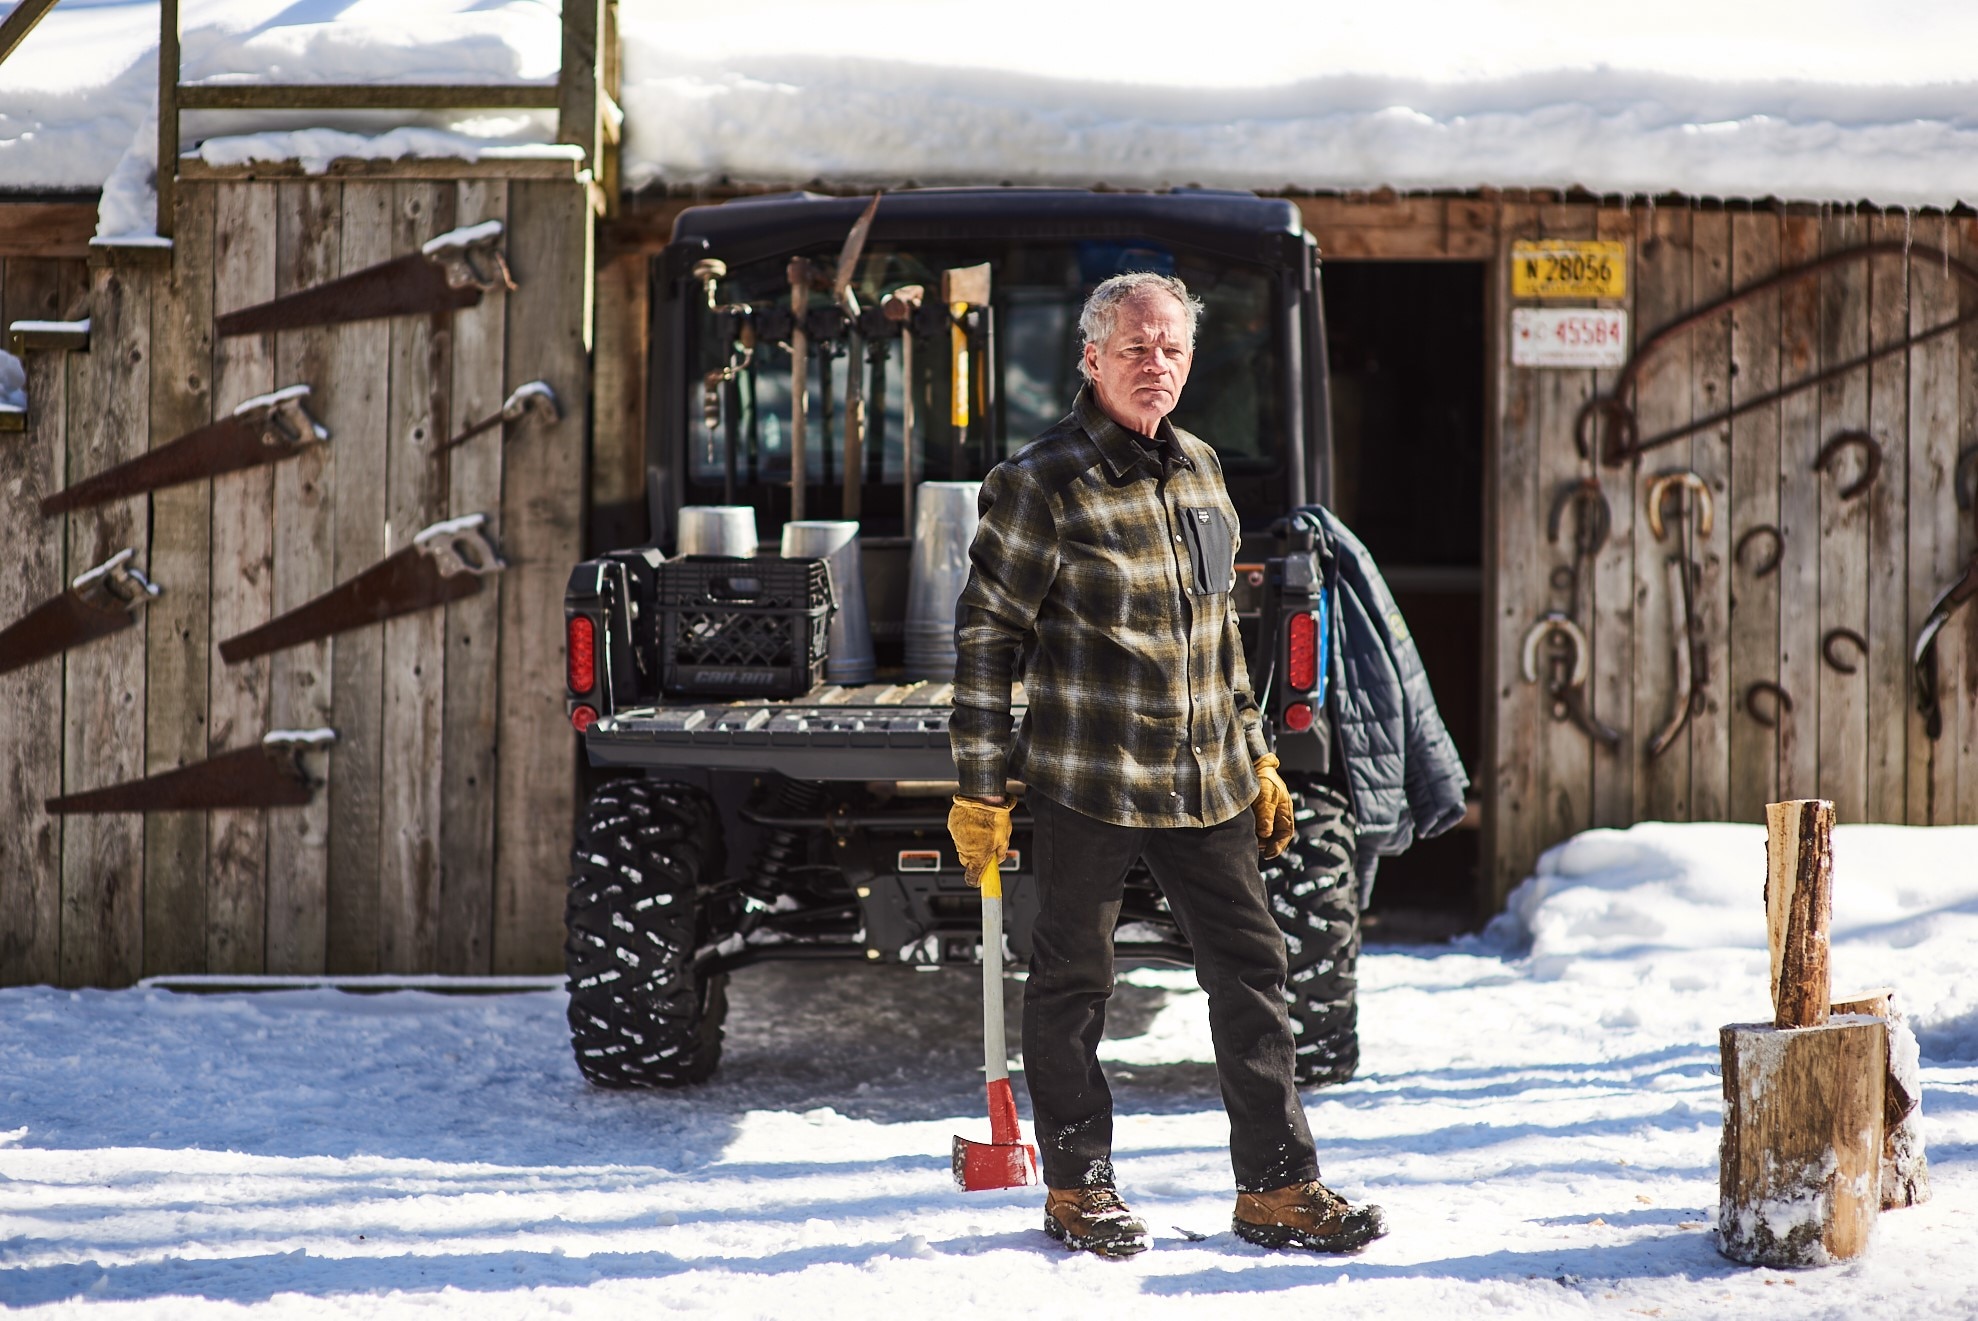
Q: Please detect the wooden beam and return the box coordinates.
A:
[158,0,178,239]
[181,155,583,183]
[0,0,60,69]
[178,83,558,112]
[0,203,98,258]
[557,0,604,165]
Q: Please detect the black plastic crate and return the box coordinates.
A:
[656,556,834,698]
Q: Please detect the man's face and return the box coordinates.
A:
[1083,290,1193,437]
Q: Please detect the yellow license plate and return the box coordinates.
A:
[1511,240,1627,299]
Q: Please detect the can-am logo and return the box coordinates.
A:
[693,669,775,685]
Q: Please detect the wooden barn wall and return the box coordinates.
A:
[1487,202,1978,906]
[0,172,590,987]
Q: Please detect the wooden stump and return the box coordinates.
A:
[1718,1017,1887,1266]
[1833,989,1932,1209]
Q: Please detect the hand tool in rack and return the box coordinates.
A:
[46,729,335,814]
[1744,680,1795,729]
[787,256,812,521]
[0,548,159,678]
[881,284,925,532]
[952,857,1039,1191]
[941,264,991,481]
[690,259,755,503]
[430,381,561,456]
[1914,552,1978,741]
[832,194,882,520]
[41,386,327,516]
[1822,627,1868,676]
[1814,430,1882,502]
[1577,240,1978,466]
[218,513,504,664]
[216,220,515,337]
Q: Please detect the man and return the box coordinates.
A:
[946,272,1387,1258]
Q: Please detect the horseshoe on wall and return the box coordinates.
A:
[1647,471,1715,541]
[1734,524,1782,578]
[1814,430,1882,501]
[1822,627,1868,675]
[1744,680,1795,729]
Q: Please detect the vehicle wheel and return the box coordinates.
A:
[564,777,731,1087]
[1262,778,1360,1087]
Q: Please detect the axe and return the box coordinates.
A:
[832,193,882,520]
[881,284,925,531]
[216,220,515,337]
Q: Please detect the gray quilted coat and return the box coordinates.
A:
[1304,506,1470,896]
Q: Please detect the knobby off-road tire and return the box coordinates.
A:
[1262,779,1360,1086]
[565,778,730,1088]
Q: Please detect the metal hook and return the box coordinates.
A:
[1744,680,1795,728]
[1734,524,1783,579]
[1814,430,1882,501]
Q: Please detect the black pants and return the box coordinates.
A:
[1021,790,1320,1193]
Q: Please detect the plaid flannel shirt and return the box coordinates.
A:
[951,387,1268,828]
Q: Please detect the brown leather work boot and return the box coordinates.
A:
[1232,1179,1388,1252]
[1043,1185,1150,1257]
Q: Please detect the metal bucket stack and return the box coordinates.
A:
[781,520,875,685]
[675,505,760,558]
[904,481,981,681]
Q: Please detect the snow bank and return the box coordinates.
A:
[11,0,1978,220]
[1490,821,1978,1060]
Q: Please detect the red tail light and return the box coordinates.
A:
[1286,611,1317,692]
[1282,701,1314,733]
[567,615,596,695]
[571,704,599,732]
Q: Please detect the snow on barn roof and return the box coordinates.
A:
[6,0,1978,226]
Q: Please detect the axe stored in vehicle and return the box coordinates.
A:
[430,381,562,455]
[941,264,991,481]
[218,514,505,664]
[46,729,335,814]
[42,386,328,517]
[216,220,515,338]
[881,284,925,531]
[0,548,160,678]
[833,194,882,520]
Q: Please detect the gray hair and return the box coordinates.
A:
[1076,273,1203,381]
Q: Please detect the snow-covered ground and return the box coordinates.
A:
[3,820,1977,1317]
[10,1,1978,219]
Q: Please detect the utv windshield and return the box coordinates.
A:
[684,238,1286,535]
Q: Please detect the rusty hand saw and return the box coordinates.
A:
[431,380,562,455]
[0,548,160,678]
[42,386,328,517]
[218,513,504,664]
[216,220,515,338]
[46,729,336,814]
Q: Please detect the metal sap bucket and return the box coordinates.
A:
[904,481,982,681]
[676,505,760,557]
[781,520,875,685]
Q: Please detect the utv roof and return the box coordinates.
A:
[667,188,1309,270]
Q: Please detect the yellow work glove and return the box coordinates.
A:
[1252,754,1295,860]
[947,795,1013,888]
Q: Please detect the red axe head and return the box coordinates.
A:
[951,1078,1038,1191]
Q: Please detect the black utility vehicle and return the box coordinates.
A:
[563,189,1359,1089]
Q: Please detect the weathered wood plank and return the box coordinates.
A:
[1686,211,1733,821]
[142,180,215,977]
[493,178,590,971]
[1908,215,1962,824]
[591,248,648,548]
[182,156,583,183]
[1815,211,1871,823]
[1864,215,1912,824]
[1776,216,1823,800]
[1953,219,1978,829]
[57,266,152,986]
[1531,202,1594,852]
[1588,205,1637,828]
[323,182,393,974]
[1487,201,1543,905]
[1726,211,1783,825]
[0,204,96,259]
[377,182,455,973]
[206,181,278,974]
[437,178,508,975]
[0,337,69,985]
[265,180,339,973]
[1632,204,1694,821]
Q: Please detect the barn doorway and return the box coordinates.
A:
[1321,261,1487,935]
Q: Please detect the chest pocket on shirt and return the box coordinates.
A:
[1178,505,1235,596]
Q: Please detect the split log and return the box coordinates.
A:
[1766,799,1835,1028]
[1833,988,1931,1209]
[1718,1017,1886,1266]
